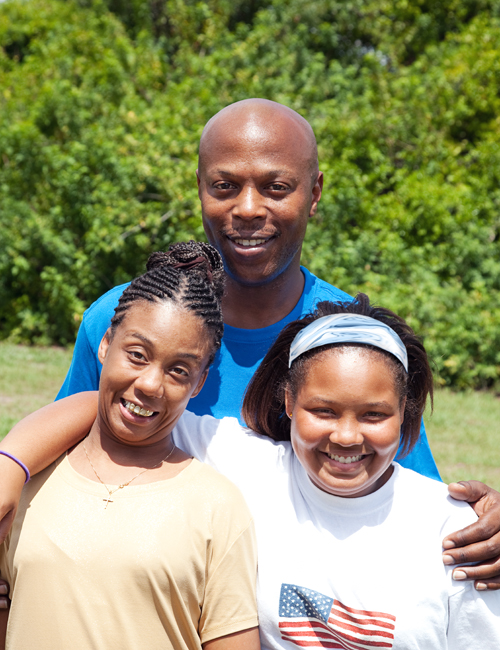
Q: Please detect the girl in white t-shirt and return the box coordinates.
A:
[171,293,500,649]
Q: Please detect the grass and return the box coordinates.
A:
[1,342,500,490]
[0,343,73,440]
[425,389,500,490]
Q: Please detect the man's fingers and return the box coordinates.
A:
[474,576,500,591]
[445,555,500,589]
[448,480,491,504]
[0,579,9,609]
[443,531,500,566]
[442,514,500,552]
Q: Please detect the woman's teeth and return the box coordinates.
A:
[327,453,363,464]
[234,238,267,247]
[123,400,154,417]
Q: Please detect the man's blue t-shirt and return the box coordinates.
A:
[57,267,441,480]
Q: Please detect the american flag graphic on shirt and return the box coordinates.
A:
[278,584,396,649]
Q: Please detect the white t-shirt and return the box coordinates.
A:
[173,411,500,650]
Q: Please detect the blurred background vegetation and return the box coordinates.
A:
[2,0,500,391]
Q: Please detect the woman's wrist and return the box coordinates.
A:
[0,452,28,488]
[0,452,30,483]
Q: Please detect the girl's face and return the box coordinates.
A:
[286,347,405,498]
[97,300,212,447]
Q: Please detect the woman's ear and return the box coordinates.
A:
[191,369,209,398]
[97,329,112,365]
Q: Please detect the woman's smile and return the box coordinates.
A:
[120,398,159,422]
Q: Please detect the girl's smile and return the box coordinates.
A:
[286,346,405,498]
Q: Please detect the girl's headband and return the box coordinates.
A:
[288,313,408,371]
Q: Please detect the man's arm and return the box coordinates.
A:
[0,393,98,544]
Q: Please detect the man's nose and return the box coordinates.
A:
[232,186,266,220]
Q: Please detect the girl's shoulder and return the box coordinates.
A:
[392,464,478,534]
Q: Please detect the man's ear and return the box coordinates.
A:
[196,169,202,199]
[309,171,324,218]
[192,368,209,398]
[98,329,112,365]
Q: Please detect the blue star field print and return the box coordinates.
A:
[278,583,396,649]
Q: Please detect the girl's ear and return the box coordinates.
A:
[284,387,294,419]
[98,329,112,364]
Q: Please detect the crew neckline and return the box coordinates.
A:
[58,453,201,499]
[293,454,399,516]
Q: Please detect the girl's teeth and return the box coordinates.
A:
[124,400,154,417]
[328,454,363,464]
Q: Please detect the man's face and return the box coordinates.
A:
[197,118,323,287]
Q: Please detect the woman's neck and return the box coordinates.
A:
[67,419,190,486]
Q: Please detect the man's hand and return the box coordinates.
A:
[0,579,8,611]
[443,480,500,590]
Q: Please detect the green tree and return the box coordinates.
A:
[2,0,500,388]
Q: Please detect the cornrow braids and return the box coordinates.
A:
[110,241,225,365]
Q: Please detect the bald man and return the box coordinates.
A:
[57,98,438,477]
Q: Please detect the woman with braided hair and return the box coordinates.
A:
[0,241,260,650]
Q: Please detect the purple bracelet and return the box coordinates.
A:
[0,451,30,483]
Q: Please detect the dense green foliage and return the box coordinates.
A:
[2,0,500,388]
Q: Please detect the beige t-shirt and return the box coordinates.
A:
[0,455,258,650]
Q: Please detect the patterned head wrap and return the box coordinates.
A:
[288,313,408,371]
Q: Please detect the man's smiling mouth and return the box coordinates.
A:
[233,238,268,247]
[122,399,157,418]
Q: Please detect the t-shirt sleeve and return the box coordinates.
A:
[448,586,500,648]
[173,411,285,490]
[56,285,128,400]
[199,508,258,643]
[56,317,101,399]
[438,491,500,647]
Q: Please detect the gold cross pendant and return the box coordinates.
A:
[103,497,113,509]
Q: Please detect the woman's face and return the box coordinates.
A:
[286,347,405,498]
[97,300,212,447]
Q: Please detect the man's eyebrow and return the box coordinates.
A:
[214,169,295,178]
[127,332,202,360]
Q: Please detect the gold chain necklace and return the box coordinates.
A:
[82,438,176,509]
